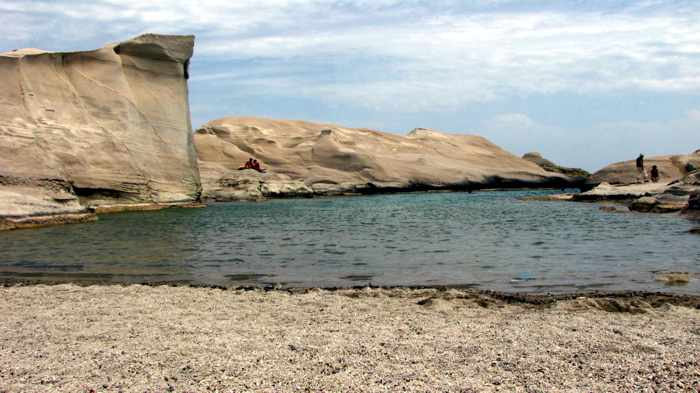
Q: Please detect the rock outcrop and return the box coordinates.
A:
[689,191,700,211]
[626,170,700,213]
[573,182,669,202]
[587,151,700,186]
[568,169,700,214]
[675,171,700,215]
[0,34,201,229]
[194,117,576,200]
[522,152,590,179]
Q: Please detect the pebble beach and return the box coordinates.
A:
[1,284,699,392]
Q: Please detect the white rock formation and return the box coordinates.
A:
[195,117,573,200]
[0,34,201,228]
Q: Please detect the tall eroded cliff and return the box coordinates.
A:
[0,34,201,228]
[195,117,575,200]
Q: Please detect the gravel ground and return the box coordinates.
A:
[1,285,699,392]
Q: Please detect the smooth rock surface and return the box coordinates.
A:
[573,182,668,202]
[195,117,575,200]
[0,34,201,228]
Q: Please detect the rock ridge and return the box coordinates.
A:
[522,152,590,179]
[195,117,582,201]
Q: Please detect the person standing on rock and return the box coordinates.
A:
[636,154,647,183]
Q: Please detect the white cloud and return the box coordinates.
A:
[191,5,700,110]
[2,0,700,112]
[688,108,700,123]
[487,113,536,130]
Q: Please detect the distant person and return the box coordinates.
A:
[650,165,659,183]
[636,154,647,183]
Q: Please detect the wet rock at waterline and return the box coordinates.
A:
[655,272,691,286]
[628,196,686,213]
[572,182,668,202]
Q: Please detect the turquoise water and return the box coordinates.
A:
[1,190,699,293]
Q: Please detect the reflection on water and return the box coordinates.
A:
[1,190,699,293]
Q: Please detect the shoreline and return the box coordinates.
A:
[1,284,698,392]
[1,187,578,232]
[2,281,699,309]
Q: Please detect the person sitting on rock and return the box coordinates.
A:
[252,159,266,173]
[650,165,659,183]
[239,158,254,170]
[636,154,647,183]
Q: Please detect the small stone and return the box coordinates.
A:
[655,272,690,285]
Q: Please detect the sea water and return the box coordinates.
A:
[1,190,698,293]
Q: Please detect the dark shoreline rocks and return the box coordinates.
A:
[687,190,699,210]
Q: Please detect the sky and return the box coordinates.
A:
[2,0,699,171]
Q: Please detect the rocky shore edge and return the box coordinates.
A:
[0,202,206,231]
[1,281,698,311]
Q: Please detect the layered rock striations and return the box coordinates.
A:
[195,117,576,201]
[0,34,201,229]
